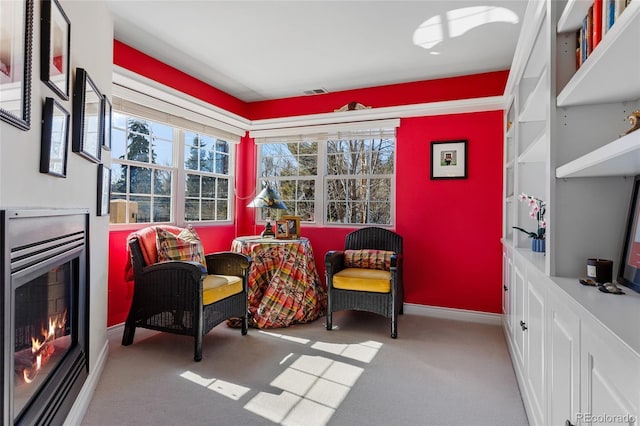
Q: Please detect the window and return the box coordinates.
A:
[260,140,318,221]
[255,122,397,226]
[111,114,174,223]
[110,109,235,225]
[325,134,395,224]
[184,132,230,221]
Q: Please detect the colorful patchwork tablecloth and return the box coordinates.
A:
[231,236,327,328]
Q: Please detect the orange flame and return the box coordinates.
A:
[22,311,67,384]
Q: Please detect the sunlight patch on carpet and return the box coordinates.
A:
[282,398,335,426]
[245,354,364,425]
[311,340,382,363]
[182,333,381,425]
[258,330,310,344]
[207,379,251,400]
[244,391,302,423]
[179,371,250,401]
[271,367,317,395]
[322,361,363,387]
[179,371,215,387]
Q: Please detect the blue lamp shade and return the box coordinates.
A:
[247,186,286,210]
[247,186,286,238]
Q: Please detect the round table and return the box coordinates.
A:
[231,236,327,328]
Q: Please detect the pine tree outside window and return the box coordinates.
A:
[110,109,234,225]
[184,132,230,221]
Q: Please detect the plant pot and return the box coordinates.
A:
[531,239,545,253]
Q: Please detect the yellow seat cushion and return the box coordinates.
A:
[332,268,391,293]
[203,274,243,305]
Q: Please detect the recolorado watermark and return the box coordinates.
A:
[575,413,636,424]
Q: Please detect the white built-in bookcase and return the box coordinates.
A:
[502,4,640,425]
[504,0,640,279]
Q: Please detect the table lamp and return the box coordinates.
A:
[247,185,286,237]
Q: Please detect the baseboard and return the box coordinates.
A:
[403,303,502,326]
[63,339,110,426]
[107,322,124,338]
[107,322,158,342]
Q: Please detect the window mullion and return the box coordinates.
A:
[318,141,327,226]
[175,128,186,226]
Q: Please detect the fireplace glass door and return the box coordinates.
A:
[2,208,89,425]
[13,258,75,419]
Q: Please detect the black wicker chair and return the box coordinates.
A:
[325,227,403,338]
[122,234,251,361]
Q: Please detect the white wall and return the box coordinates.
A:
[0,0,112,386]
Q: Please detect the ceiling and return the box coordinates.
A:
[107,0,528,103]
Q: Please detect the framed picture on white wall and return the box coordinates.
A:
[97,164,111,216]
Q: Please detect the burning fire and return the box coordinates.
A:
[22,311,67,384]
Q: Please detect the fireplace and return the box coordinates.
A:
[2,209,89,425]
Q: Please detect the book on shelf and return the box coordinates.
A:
[615,0,627,17]
[581,16,588,64]
[575,0,630,70]
[600,0,614,36]
[586,6,594,55]
[593,0,602,47]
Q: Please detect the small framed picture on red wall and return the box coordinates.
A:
[430,140,467,179]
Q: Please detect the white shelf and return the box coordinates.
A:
[552,275,640,355]
[557,0,594,33]
[556,129,640,178]
[557,1,640,107]
[518,129,546,163]
[514,244,546,275]
[519,69,547,122]
[522,22,547,79]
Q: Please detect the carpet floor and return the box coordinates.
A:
[81,311,528,426]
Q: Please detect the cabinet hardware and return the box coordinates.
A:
[503,285,508,291]
[520,320,528,331]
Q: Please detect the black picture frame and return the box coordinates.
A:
[72,68,103,163]
[0,0,33,130]
[40,0,70,100]
[617,175,640,293]
[40,97,69,177]
[97,164,111,216]
[430,140,468,180]
[102,94,112,150]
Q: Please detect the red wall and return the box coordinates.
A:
[247,70,508,119]
[109,40,506,326]
[108,225,237,325]
[396,113,503,312]
[113,41,248,117]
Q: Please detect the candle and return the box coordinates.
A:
[587,258,613,284]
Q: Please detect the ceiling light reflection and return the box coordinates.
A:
[414,6,519,50]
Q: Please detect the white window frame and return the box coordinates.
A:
[110,73,244,230]
[252,119,399,227]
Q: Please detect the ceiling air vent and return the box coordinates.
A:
[303,88,328,95]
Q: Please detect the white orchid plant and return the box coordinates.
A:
[513,193,546,240]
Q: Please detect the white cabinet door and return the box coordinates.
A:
[548,297,580,426]
[580,321,640,426]
[524,271,546,426]
[502,248,513,335]
[512,260,526,373]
